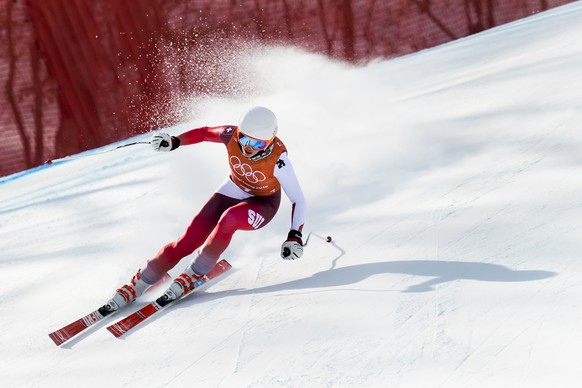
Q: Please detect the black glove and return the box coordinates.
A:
[281,230,304,260]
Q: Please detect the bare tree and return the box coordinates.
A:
[5,1,31,168]
[340,0,356,61]
[318,0,334,56]
[412,0,458,40]
[464,0,496,34]
[31,41,45,166]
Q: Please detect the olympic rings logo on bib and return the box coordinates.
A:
[230,156,267,184]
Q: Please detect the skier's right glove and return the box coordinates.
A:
[151,133,180,152]
[281,230,303,260]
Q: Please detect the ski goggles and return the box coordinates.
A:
[237,132,273,152]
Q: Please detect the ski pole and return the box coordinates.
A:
[303,231,345,269]
[303,232,334,246]
[44,141,151,165]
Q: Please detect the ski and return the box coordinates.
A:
[48,272,171,346]
[107,259,231,338]
[48,306,114,346]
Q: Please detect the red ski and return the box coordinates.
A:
[107,259,231,338]
[49,307,112,346]
[48,272,171,346]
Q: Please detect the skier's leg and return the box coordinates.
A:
[162,191,281,300]
[140,193,240,283]
[106,193,239,310]
[193,190,281,274]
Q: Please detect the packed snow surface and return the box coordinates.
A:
[1,3,582,387]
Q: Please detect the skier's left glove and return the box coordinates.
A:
[151,133,180,152]
[281,230,303,260]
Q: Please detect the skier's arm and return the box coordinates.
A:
[178,126,233,145]
[151,126,234,151]
[275,153,306,261]
[275,152,306,231]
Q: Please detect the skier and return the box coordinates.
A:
[104,106,306,311]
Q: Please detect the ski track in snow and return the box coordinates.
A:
[231,255,269,374]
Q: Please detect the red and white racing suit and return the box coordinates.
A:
[140,125,306,280]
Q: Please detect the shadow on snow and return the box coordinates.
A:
[243,260,557,294]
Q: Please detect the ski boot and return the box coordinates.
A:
[159,266,203,306]
[104,270,152,312]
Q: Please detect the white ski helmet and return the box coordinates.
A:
[238,106,278,141]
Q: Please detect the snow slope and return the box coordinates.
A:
[2,2,582,387]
